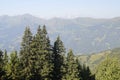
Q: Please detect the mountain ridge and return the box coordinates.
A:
[0,14,120,54]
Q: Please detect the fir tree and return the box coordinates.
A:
[3,50,8,64]
[62,50,79,80]
[7,51,20,80]
[81,64,93,80]
[1,50,9,80]
[52,36,65,80]
[19,27,33,79]
[41,25,53,80]
[0,50,5,79]
[30,25,53,80]
[76,58,82,80]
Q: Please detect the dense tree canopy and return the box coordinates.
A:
[96,57,120,80]
[62,49,79,80]
[3,25,120,80]
[52,36,66,80]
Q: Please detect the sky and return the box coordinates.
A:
[0,0,120,19]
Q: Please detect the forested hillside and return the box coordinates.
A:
[1,0,120,80]
[77,47,120,73]
[0,25,120,80]
[0,25,94,80]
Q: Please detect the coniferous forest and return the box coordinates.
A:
[0,25,120,80]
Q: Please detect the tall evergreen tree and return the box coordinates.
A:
[76,58,82,80]
[0,50,5,79]
[1,50,9,80]
[19,27,33,80]
[30,25,53,80]
[62,50,79,80]
[80,64,93,80]
[3,50,8,64]
[6,51,20,80]
[52,36,65,80]
[41,25,53,80]
[76,58,95,80]
[42,25,47,35]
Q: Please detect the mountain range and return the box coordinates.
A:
[0,14,120,54]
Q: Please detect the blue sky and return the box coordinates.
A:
[0,0,120,18]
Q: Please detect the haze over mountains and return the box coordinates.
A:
[0,14,120,54]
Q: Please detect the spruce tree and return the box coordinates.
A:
[30,25,53,80]
[80,64,93,80]
[7,51,20,80]
[52,36,65,80]
[30,26,42,79]
[19,27,33,79]
[1,50,9,80]
[0,50,5,79]
[76,58,82,80]
[76,58,94,80]
[41,25,53,80]
[62,50,79,80]
[3,50,8,64]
